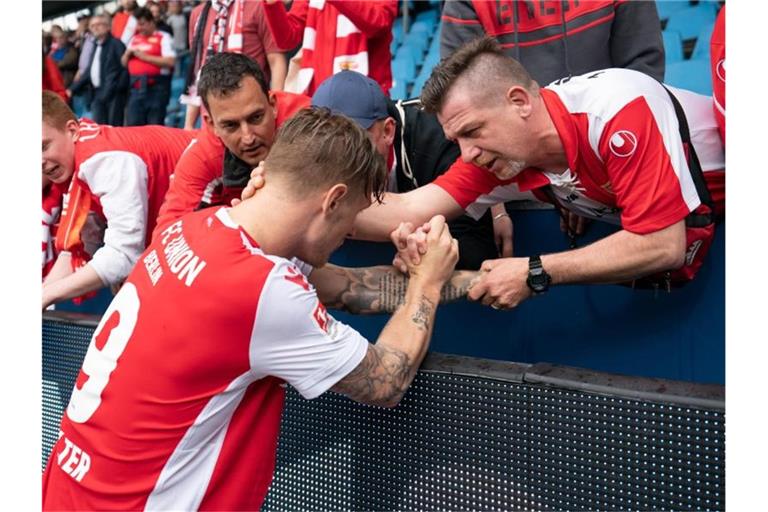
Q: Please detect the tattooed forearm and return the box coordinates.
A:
[331,344,414,407]
[379,271,408,312]
[379,270,480,313]
[322,266,480,315]
[411,295,434,331]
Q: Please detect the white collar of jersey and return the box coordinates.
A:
[215,207,263,256]
[215,207,238,228]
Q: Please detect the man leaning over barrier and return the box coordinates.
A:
[43,108,477,511]
[242,37,725,310]
[152,52,310,238]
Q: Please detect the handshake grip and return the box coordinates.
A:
[390,215,459,287]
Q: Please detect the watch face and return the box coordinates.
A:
[527,270,550,292]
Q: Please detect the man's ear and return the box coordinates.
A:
[65,119,80,142]
[202,110,215,132]
[268,91,278,117]
[382,117,396,147]
[321,184,349,216]
[505,86,533,118]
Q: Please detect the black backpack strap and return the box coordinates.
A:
[661,85,715,227]
[184,1,212,95]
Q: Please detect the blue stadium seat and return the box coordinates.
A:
[665,59,713,95]
[691,23,715,61]
[665,4,718,40]
[392,17,404,45]
[410,73,429,99]
[662,30,684,64]
[402,33,428,57]
[408,21,433,48]
[422,47,440,72]
[655,0,691,23]
[390,79,407,100]
[392,50,417,83]
[415,9,439,26]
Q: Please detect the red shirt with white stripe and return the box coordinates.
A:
[61,121,194,285]
[111,11,137,46]
[433,69,724,234]
[42,207,368,511]
[126,30,175,77]
[153,90,310,239]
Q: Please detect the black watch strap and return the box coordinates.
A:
[526,255,551,294]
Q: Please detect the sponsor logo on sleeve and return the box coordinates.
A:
[312,301,330,333]
[716,59,725,83]
[608,130,638,158]
[284,266,310,291]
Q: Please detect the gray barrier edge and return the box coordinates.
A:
[43,312,725,411]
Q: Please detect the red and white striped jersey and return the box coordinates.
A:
[42,207,368,511]
[433,68,725,234]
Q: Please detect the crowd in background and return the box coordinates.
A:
[43,0,193,127]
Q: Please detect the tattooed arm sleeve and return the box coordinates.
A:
[310,265,479,315]
[331,292,438,407]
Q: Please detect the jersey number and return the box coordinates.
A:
[67,283,140,423]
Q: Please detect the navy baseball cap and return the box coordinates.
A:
[312,70,388,129]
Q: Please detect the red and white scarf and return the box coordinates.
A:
[54,122,102,275]
[181,0,245,106]
[208,0,244,55]
[286,0,369,95]
[42,182,64,279]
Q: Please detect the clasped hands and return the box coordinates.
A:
[390,222,533,310]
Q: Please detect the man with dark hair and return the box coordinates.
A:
[153,52,309,236]
[41,91,194,308]
[69,14,130,126]
[122,6,176,125]
[43,108,470,510]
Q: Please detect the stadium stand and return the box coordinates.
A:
[389,1,722,99]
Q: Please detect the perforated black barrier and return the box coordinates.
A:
[42,313,725,511]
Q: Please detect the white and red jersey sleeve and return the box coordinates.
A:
[431,159,536,220]
[249,258,367,399]
[595,94,699,233]
[77,151,149,285]
[541,69,724,233]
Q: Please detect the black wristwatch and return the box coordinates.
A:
[526,255,551,294]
